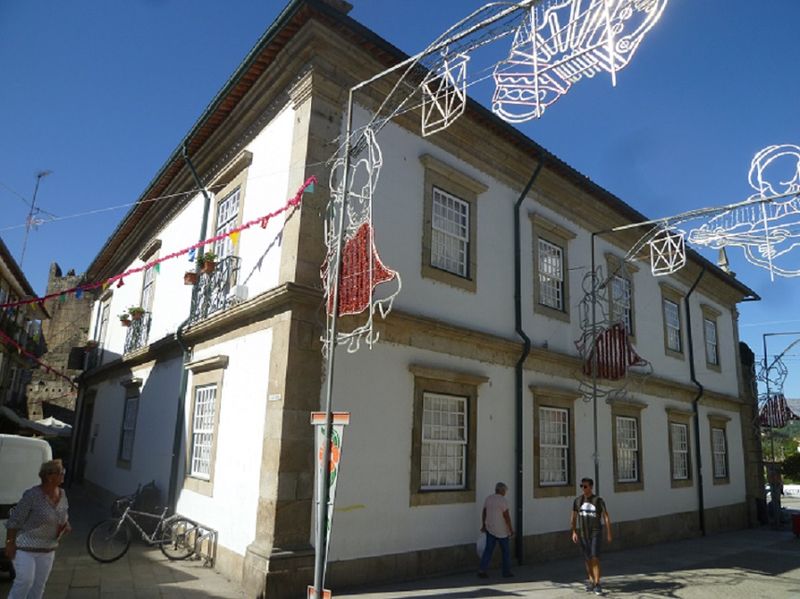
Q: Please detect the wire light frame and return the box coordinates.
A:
[493,0,669,122]
[575,264,652,404]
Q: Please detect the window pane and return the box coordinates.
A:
[538,240,564,310]
[539,407,569,485]
[191,385,217,479]
[663,300,681,351]
[421,392,467,490]
[712,428,727,478]
[214,188,241,259]
[616,416,639,482]
[431,188,469,277]
[671,423,689,480]
[611,276,633,334]
[704,319,718,365]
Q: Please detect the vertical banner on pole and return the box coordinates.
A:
[309,411,350,599]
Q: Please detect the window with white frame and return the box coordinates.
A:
[704,318,718,366]
[190,384,217,479]
[118,388,139,464]
[670,423,689,480]
[538,239,564,311]
[140,265,156,313]
[611,275,633,334]
[615,416,639,482]
[213,188,241,260]
[420,392,467,490]
[712,427,727,479]
[431,187,470,278]
[663,299,682,352]
[97,301,110,346]
[539,407,569,485]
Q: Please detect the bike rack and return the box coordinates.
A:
[177,516,218,567]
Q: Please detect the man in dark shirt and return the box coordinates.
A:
[570,477,612,595]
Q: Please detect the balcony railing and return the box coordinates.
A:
[124,311,152,354]
[190,256,241,323]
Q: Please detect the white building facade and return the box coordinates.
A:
[72,2,762,597]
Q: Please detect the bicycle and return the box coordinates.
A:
[87,503,199,563]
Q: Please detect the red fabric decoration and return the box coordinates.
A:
[759,393,800,428]
[583,323,647,380]
[323,222,397,317]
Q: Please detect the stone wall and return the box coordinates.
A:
[26,263,96,420]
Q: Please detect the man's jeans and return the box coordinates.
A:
[479,532,511,574]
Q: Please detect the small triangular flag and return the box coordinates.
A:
[75,288,83,299]
[154,263,161,273]
[229,231,240,246]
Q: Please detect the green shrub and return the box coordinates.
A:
[782,452,800,482]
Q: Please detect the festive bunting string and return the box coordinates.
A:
[0,176,316,311]
[0,329,78,389]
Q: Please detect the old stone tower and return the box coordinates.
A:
[26,263,95,422]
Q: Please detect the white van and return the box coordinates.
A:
[0,434,52,578]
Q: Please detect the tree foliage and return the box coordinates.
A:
[782,452,800,482]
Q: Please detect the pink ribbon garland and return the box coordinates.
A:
[0,329,78,389]
[1,176,316,310]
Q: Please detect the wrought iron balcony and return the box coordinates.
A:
[190,255,241,323]
[124,311,152,354]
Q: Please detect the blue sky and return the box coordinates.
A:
[2,0,799,398]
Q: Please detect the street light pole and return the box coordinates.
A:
[20,170,52,267]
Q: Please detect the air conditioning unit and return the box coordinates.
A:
[228,285,248,303]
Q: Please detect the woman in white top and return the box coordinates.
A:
[5,459,71,599]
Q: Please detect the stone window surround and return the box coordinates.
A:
[666,407,693,488]
[660,283,686,361]
[117,377,143,470]
[419,154,488,293]
[605,253,639,341]
[701,303,722,372]
[409,364,489,507]
[708,413,731,485]
[611,399,647,493]
[184,355,229,496]
[531,385,580,498]
[530,213,576,323]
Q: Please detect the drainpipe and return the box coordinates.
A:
[513,154,544,565]
[166,145,213,512]
[684,266,706,536]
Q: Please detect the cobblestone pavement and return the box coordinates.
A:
[0,485,244,599]
[338,497,800,599]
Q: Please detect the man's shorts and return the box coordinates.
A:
[578,531,602,560]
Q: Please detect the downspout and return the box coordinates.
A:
[684,266,706,536]
[167,145,213,512]
[513,153,544,565]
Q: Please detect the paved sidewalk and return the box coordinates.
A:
[0,485,244,599]
[339,500,800,598]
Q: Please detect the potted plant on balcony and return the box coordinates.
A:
[184,270,199,285]
[118,312,131,327]
[85,339,99,349]
[199,251,217,274]
[128,306,146,321]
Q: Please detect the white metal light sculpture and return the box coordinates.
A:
[493,0,669,123]
[421,52,469,137]
[322,128,401,354]
[687,144,800,279]
[648,226,686,276]
[574,265,652,404]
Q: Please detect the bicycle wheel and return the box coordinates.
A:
[87,518,132,563]
[159,517,197,560]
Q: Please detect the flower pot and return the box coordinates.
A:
[200,260,216,274]
[120,318,131,327]
[130,311,144,321]
[184,271,199,285]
